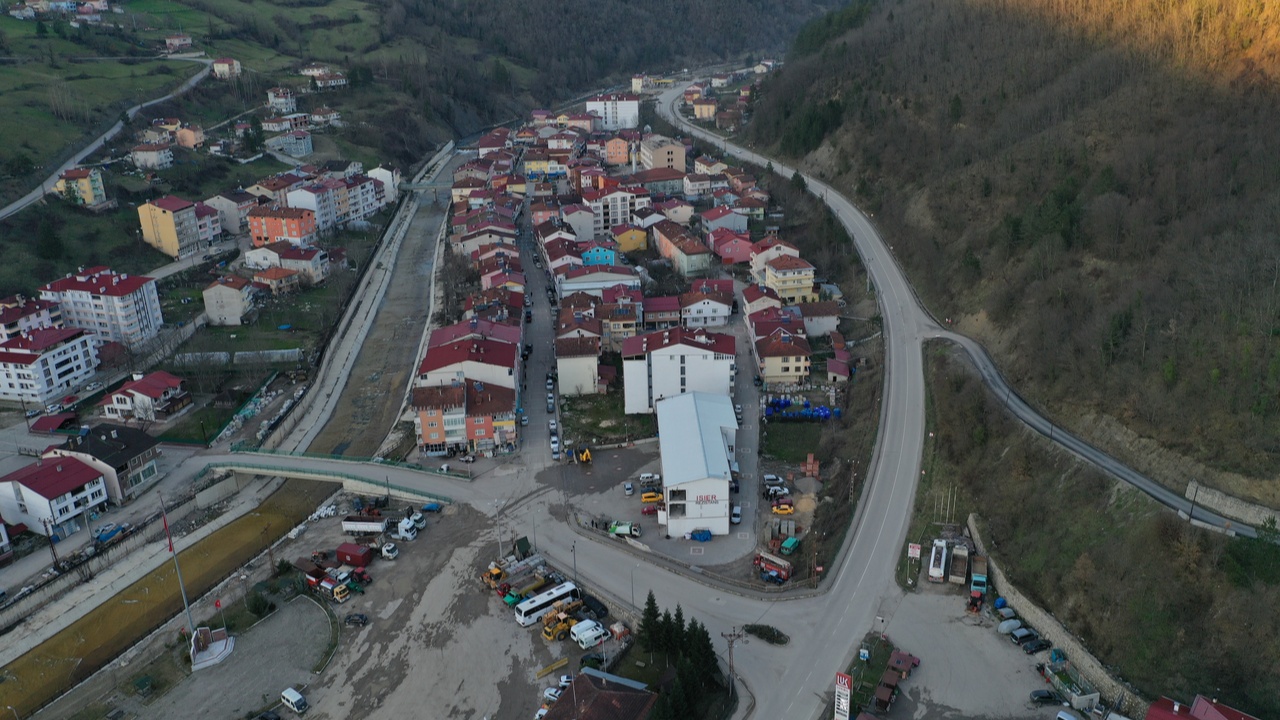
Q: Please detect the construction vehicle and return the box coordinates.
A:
[753,551,793,581]
[317,578,350,603]
[482,552,545,590]
[540,599,584,627]
[970,555,989,595]
[542,612,580,641]
[504,576,550,606]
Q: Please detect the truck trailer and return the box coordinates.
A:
[949,544,969,585]
[342,515,391,536]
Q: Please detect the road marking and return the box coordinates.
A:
[690,547,704,555]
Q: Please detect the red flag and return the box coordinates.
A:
[161,503,174,553]
[215,599,221,609]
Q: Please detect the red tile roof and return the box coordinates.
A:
[149,195,194,213]
[799,300,841,317]
[254,267,299,281]
[466,380,516,417]
[41,267,155,298]
[417,338,517,376]
[755,328,812,358]
[622,327,735,356]
[0,457,103,500]
[428,319,522,349]
[0,327,87,353]
[0,297,58,325]
[112,371,184,400]
[206,275,251,291]
[410,384,465,411]
[555,336,599,358]
[700,205,736,221]
[60,168,94,180]
[766,255,815,272]
[641,296,680,313]
[742,285,781,304]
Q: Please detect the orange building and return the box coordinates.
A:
[247,204,317,246]
[604,137,630,166]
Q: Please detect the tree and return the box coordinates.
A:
[790,171,807,192]
[658,609,674,658]
[684,619,718,687]
[35,21,48,38]
[672,604,685,653]
[4,153,35,177]
[949,94,964,122]
[245,115,265,153]
[637,590,660,652]
[36,216,63,260]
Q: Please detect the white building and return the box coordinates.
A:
[130,143,173,170]
[555,265,640,299]
[0,296,62,342]
[0,457,108,539]
[415,338,519,390]
[555,337,600,397]
[266,87,297,113]
[680,291,732,327]
[582,187,652,238]
[0,328,99,405]
[39,267,163,349]
[195,203,222,246]
[654,393,737,537]
[99,371,190,422]
[286,183,339,232]
[368,166,401,206]
[622,328,736,414]
[584,93,640,131]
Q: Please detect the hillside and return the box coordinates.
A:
[747,0,1280,503]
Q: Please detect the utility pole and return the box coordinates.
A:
[721,626,747,699]
[41,518,60,568]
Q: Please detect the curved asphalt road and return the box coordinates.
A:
[0,56,213,222]
[654,85,1255,540]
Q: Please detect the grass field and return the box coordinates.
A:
[0,477,338,716]
[760,421,823,463]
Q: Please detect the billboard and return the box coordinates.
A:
[834,671,853,720]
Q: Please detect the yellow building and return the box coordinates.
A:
[763,255,818,304]
[693,98,718,120]
[53,168,108,207]
[754,329,812,385]
[138,195,201,259]
[610,225,648,253]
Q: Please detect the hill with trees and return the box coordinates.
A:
[747,0,1280,505]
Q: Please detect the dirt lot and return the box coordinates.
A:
[308,158,463,458]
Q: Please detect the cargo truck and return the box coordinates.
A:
[391,517,418,541]
[752,551,793,581]
[342,515,391,535]
[504,576,549,606]
[608,521,642,538]
[970,555,989,595]
[482,553,545,590]
[949,544,969,585]
[317,578,350,603]
[336,542,375,567]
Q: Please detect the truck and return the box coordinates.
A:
[540,599,583,627]
[542,611,580,641]
[608,521,642,538]
[336,542,375,567]
[342,515,391,536]
[482,553,545,590]
[503,576,549,606]
[317,578,350,603]
[928,539,948,583]
[970,555,989,596]
[391,517,418,541]
[381,542,399,560]
[949,544,969,585]
[293,558,329,588]
[752,551,793,581]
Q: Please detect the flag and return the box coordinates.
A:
[215,599,221,610]
[161,499,174,553]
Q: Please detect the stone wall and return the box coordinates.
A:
[967,513,1147,720]
[1184,480,1278,529]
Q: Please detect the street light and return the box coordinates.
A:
[629,563,642,607]
[571,541,577,585]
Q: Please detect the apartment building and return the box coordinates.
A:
[0,327,100,405]
[39,267,163,349]
[138,195,201,258]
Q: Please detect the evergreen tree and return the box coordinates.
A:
[675,657,700,708]
[685,619,719,688]
[791,171,807,192]
[637,590,660,652]
[666,676,690,718]
[245,116,265,153]
[658,609,674,659]
[649,692,675,720]
[672,604,686,656]
[36,21,48,38]
[36,216,62,260]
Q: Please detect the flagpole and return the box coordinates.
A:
[160,491,196,635]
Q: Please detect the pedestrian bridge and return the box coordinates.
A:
[204,451,457,505]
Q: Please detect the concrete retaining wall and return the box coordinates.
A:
[195,473,249,508]
[967,513,1147,719]
[1184,480,1278,529]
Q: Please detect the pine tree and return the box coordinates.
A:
[685,619,719,688]
[648,694,675,720]
[672,604,686,656]
[658,609,674,660]
[667,676,689,718]
[638,590,660,652]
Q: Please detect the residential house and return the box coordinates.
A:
[542,670,657,720]
[138,195,201,258]
[174,125,204,149]
[555,337,601,397]
[584,93,640,131]
[680,290,732,327]
[625,167,685,196]
[202,275,257,326]
[203,190,259,235]
[692,98,718,120]
[598,303,640,352]
[708,229,753,264]
[642,296,680,329]
[683,173,712,201]
[695,156,728,175]
[639,134,686,171]
[655,198,694,224]
[0,296,62,342]
[559,205,595,241]
[653,392,736,537]
[252,267,301,295]
[671,237,714,277]
[0,328,99,405]
[245,173,307,204]
[267,130,312,158]
[410,379,517,455]
[38,267,163,349]
[555,265,640,299]
[416,338,518,390]
[826,331,853,383]
[610,225,647,253]
[754,328,812,385]
[130,143,173,170]
[800,301,841,337]
[299,63,334,77]
[164,33,192,52]
[0,457,107,539]
[556,311,604,343]
[764,255,818,304]
[1146,695,1261,720]
[604,136,631,166]
[367,166,400,206]
[195,202,222,246]
[248,204,317,246]
[245,242,329,284]
[309,107,341,127]
[749,237,801,282]
[46,424,161,504]
[98,371,190,423]
[701,205,748,234]
[313,73,347,90]
[53,168,108,208]
[734,196,767,221]
[583,186,653,238]
[623,328,736,414]
[715,110,741,131]
[741,284,783,316]
[211,58,241,79]
[579,241,618,267]
[267,87,297,113]
[286,182,339,232]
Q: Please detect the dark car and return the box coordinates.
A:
[581,594,609,621]
[1022,638,1052,654]
[1030,689,1064,706]
[257,712,282,720]
[579,652,605,670]
[344,613,369,627]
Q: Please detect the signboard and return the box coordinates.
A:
[907,543,921,559]
[695,494,719,505]
[834,672,853,720]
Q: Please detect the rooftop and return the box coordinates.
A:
[0,457,103,501]
[622,327,735,357]
[655,393,737,488]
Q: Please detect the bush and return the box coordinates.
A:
[742,624,789,645]
[245,591,275,617]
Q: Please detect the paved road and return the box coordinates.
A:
[0,56,213,222]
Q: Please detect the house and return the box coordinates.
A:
[1146,695,1260,720]
[39,267,163,349]
[708,228,753,264]
[313,72,347,90]
[245,173,307,204]
[642,296,680,329]
[556,265,640,299]
[99,371,190,422]
[308,107,341,127]
[0,328,99,405]
[654,198,694,225]
[584,93,640,131]
[598,303,641,352]
[267,87,297,113]
[742,284,783,316]
[701,205,748,234]
[52,167,108,208]
[733,196,767,221]
[800,300,841,337]
[195,202,222,246]
[542,670,657,720]
[764,255,818,304]
[248,204,317,246]
[610,225,647,253]
[623,328,736,414]
[416,338,518,390]
[267,130,313,158]
[203,190,259,235]
[560,205,595,241]
[428,318,521,350]
[749,237,801,282]
[579,241,618,267]
[138,195,201,258]
[670,237,714,277]
[754,328,812,385]
[710,73,731,88]
[0,458,107,539]
[692,98,718,120]
[202,275,257,326]
[695,156,728,175]
[654,393,736,537]
[252,267,301,295]
[624,167,686,196]
[555,337,600,397]
[46,424,161,504]
[0,296,62,342]
[556,311,604,343]
[164,33,192,52]
[639,134,685,171]
[715,109,742,131]
[680,290,732,327]
[299,62,334,77]
[683,173,712,201]
[826,331,853,383]
[244,243,329,284]
[174,124,204,149]
[130,143,173,170]
[212,58,241,79]
[367,166,400,206]
[411,379,517,456]
[604,136,631,166]
[583,187,653,237]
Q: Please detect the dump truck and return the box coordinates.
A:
[752,551,793,581]
[342,515,391,536]
[970,555,989,596]
[503,576,549,606]
[608,521,642,538]
[949,544,969,585]
[336,542,375,567]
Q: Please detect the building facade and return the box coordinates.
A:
[623,328,735,414]
[138,195,201,258]
[38,267,163,349]
[0,328,99,405]
[654,393,736,537]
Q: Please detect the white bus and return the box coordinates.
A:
[514,582,581,627]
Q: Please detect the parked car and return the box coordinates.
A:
[640,504,658,516]
[730,506,742,524]
[641,492,662,503]
[1029,689,1064,706]
[558,675,573,690]
[542,688,562,703]
[550,437,560,452]
[581,595,609,621]
[344,613,369,627]
[734,404,743,416]
[753,375,763,386]
[638,473,660,483]
[729,478,740,493]
[256,712,281,720]
[549,419,558,432]
[24,408,40,419]
[459,455,476,463]
[520,415,530,426]
[1010,628,1039,645]
[771,504,794,516]
[546,378,554,390]
[1022,638,1052,654]
[762,474,784,486]
[623,482,634,496]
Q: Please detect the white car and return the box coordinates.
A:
[543,687,562,703]
[550,437,560,452]
[549,419,558,432]
[558,674,572,689]
[638,473,660,483]
[762,474,784,486]
[730,506,742,524]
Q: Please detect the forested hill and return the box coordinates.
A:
[748,0,1280,499]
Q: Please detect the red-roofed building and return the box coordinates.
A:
[244,242,329,284]
[623,327,736,413]
[428,318,522,350]
[642,296,680,329]
[416,339,518,390]
[248,204,317,247]
[708,228,753,264]
[1147,696,1259,720]
[39,267,163,349]
[253,266,301,295]
[410,379,518,455]
[741,284,782,316]
[138,195,200,258]
[99,371,190,422]
[749,237,800,281]
[680,290,733,327]
[754,328,812,385]
[0,457,107,538]
[764,254,818,304]
[826,331,853,383]
[555,337,601,397]
[0,296,62,342]
[53,167,109,208]
[0,327,99,405]
[202,275,258,326]
[700,204,748,234]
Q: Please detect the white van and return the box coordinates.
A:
[576,626,610,650]
[281,687,309,714]
[638,473,660,483]
[569,619,602,644]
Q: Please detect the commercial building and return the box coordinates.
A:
[138,195,201,258]
[654,393,737,537]
[623,328,735,414]
[410,379,518,455]
[38,267,163,349]
[0,327,99,405]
